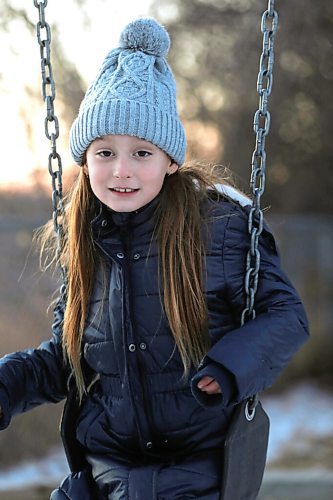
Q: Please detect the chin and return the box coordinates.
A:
[107,202,141,212]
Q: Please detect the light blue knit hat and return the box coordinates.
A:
[70,18,186,166]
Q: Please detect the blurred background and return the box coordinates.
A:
[0,0,332,498]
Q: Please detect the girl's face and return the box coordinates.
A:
[86,135,178,212]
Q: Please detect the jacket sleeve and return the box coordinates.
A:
[191,206,309,408]
[0,296,69,430]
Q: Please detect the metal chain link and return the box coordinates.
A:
[241,0,278,329]
[240,0,278,415]
[33,0,67,297]
[241,1,278,415]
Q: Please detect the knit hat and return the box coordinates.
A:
[70,18,186,166]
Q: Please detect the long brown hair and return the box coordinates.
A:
[38,162,233,397]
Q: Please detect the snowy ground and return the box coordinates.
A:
[263,383,333,465]
[0,383,332,491]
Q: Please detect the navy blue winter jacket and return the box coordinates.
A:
[0,193,309,498]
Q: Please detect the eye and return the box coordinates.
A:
[96,150,113,158]
[134,150,152,158]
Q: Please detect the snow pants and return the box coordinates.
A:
[50,450,221,499]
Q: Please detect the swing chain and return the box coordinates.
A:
[34,0,67,296]
[241,0,278,325]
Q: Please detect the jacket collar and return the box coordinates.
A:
[91,195,160,240]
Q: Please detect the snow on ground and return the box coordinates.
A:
[262,383,333,463]
[0,449,69,491]
[0,383,332,490]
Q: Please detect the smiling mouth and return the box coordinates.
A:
[110,188,139,193]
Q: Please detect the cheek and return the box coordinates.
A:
[88,174,108,203]
[146,170,167,191]
[89,169,105,189]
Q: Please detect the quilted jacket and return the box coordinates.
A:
[0,193,309,499]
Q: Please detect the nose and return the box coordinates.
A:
[113,157,132,179]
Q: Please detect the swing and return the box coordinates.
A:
[32,1,278,499]
[221,4,277,497]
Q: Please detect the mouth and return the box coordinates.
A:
[109,187,140,194]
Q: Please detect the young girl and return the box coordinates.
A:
[0,18,308,499]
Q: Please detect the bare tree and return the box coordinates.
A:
[151,0,333,213]
[0,0,86,128]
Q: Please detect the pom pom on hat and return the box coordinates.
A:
[119,18,170,58]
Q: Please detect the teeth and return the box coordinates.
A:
[113,188,137,193]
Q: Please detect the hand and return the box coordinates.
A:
[197,376,221,395]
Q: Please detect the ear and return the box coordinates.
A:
[82,164,89,177]
[167,162,178,176]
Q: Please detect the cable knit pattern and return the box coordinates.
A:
[70,18,186,166]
